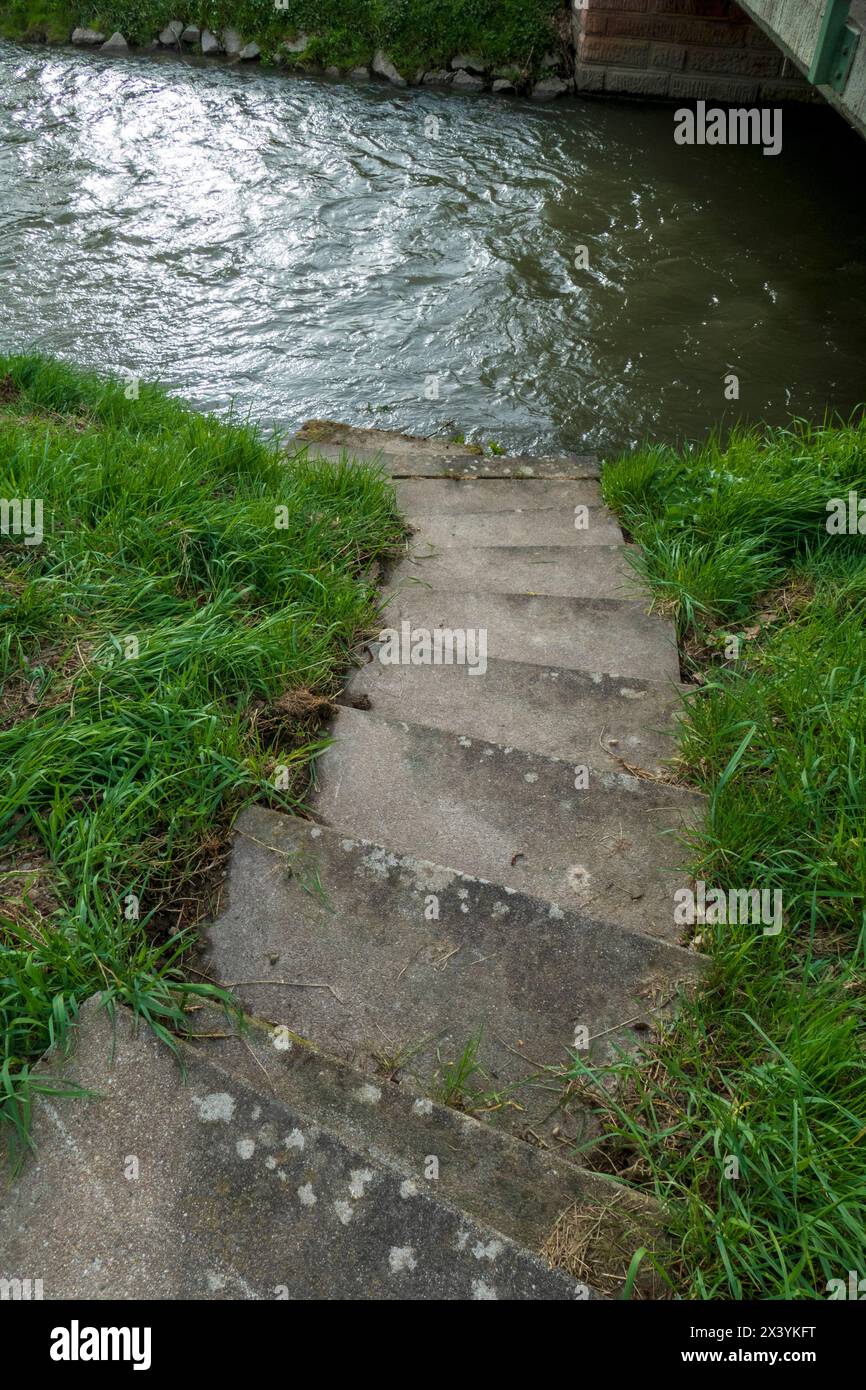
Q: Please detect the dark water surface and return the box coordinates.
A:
[1,41,865,454]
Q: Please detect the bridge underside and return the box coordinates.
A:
[574,2,866,141]
[738,0,866,139]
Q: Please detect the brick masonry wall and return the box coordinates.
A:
[573,0,817,104]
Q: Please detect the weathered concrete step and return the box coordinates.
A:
[375,588,680,682]
[394,478,603,512]
[190,1002,665,1277]
[344,653,684,771]
[407,510,623,548]
[389,545,635,599]
[294,441,599,480]
[310,708,702,941]
[0,1000,589,1300]
[296,423,481,458]
[204,807,701,1136]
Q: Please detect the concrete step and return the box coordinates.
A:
[203,807,702,1135]
[343,652,684,771]
[375,588,681,682]
[407,510,623,548]
[310,708,702,941]
[388,544,636,599]
[296,423,483,457]
[293,440,600,480]
[190,1003,664,1277]
[0,999,593,1300]
[394,478,603,512]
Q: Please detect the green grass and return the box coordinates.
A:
[0,1,567,81]
[432,1031,485,1110]
[571,420,866,1299]
[0,352,402,1154]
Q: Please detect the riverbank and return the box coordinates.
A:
[0,353,402,1152]
[579,421,866,1298]
[0,1,573,96]
[2,0,823,111]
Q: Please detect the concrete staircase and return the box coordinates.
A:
[0,427,704,1301]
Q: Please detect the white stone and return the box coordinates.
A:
[372,49,407,87]
[100,33,127,54]
[159,20,183,45]
[451,53,485,73]
[239,43,261,61]
[532,76,570,102]
[201,29,221,56]
[181,27,200,44]
[71,28,104,46]
[222,28,243,57]
[452,71,485,92]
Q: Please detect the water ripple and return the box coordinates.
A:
[1,41,865,451]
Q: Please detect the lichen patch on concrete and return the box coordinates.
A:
[389,1246,418,1274]
[192,1092,236,1123]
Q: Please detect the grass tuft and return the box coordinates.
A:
[585,418,866,1299]
[0,352,402,1152]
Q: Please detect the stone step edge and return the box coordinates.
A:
[341,650,690,771]
[369,585,681,682]
[292,431,597,464]
[187,1005,664,1288]
[345,646,692,697]
[403,507,622,534]
[375,583,664,618]
[291,440,600,480]
[295,424,484,458]
[312,706,705,808]
[29,997,590,1300]
[234,808,706,969]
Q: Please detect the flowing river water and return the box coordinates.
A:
[2,40,866,454]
